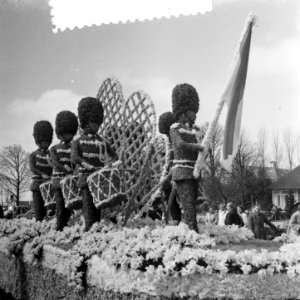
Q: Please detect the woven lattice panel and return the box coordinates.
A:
[96,78,125,155]
[137,135,166,204]
[122,91,157,199]
[60,175,80,207]
[39,181,55,208]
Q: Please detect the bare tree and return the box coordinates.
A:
[271,130,283,169]
[0,145,30,206]
[234,129,257,171]
[257,127,269,169]
[283,128,295,170]
[231,130,257,208]
[200,122,224,178]
[295,134,300,167]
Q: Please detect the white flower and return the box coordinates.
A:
[258,269,267,277]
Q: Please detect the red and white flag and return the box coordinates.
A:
[221,15,255,170]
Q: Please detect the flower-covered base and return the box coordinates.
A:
[1,218,300,299]
[1,249,300,300]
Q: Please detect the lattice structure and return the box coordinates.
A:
[137,136,165,203]
[122,91,157,200]
[97,78,125,155]
[134,135,171,219]
[39,181,55,210]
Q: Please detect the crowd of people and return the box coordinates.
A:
[202,203,282,240]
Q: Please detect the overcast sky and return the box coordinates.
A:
[0,0,299,153]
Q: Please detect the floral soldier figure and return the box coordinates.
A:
[29,121,53,221]
[72,97,118,230]
[169,84,204,232]
[49,111,78,231]
[158,111,181,223]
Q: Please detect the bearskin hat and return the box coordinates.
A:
[33,120,53,144]
[158,111,175,136]
[172,83,199,120]
[55,110,78,138]
[78,97,104,129]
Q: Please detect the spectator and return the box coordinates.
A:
[237,206,250,228]
[205,207,218,225]
[217,203,227,226]
[287,203,300,236]
[248,204,278,239]
[0,204,3,219]
[271,205,279,220]
[225,202,244,227]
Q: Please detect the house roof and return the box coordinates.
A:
[268,165,300,190]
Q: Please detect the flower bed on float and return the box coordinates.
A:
[1,218,300,300]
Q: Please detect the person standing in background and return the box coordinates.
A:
[205,206,218,225]
[287,203,300,236]
[217,203,227,226]
[225,202,244,227]
[248,204,278,239]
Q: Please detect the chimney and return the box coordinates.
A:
[270,161,278,181]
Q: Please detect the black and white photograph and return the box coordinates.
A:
[1,0,300,299]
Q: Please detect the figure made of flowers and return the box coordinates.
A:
[49,111,79,231]
[169,84,204,232]
[29,121,53,221]
[158,111,181,223]
[71,97,118,231]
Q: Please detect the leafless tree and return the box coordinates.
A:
[295,134,300,167]
[231,130,257,208]
[200,122,224,178]
[233,129,257,172]
[0,145,30,206]
[271,130,283,169]
[283,128,295,170]
[257,127,269,169]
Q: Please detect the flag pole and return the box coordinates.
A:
[193,12,256,179]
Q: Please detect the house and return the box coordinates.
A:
[268,165,300,209]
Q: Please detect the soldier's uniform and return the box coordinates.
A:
[170,123,199,231]
[169,83,201,232]
[72,97,117,230]
[50,142,73,230]
[29,120,53,221]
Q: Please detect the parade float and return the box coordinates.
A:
[2,13,300,300]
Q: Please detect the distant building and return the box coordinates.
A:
[268,165,300,209]
[0,188,32,208]
[252,161,288,183]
